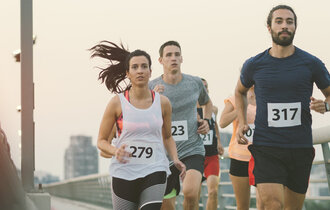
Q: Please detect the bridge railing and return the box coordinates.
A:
[43,126,330,210]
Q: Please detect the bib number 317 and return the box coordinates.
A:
[267,102,301,127]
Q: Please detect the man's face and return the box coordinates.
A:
[268,9,296,46]
[159,45,183,73]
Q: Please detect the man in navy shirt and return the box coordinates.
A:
[235,5,330,209]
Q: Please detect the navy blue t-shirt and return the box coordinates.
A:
[240,47,330,148]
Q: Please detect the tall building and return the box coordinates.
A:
[64,135,98,179]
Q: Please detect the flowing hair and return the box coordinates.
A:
[90,41,130,93]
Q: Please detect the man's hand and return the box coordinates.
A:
[310,96,327,114]
[197,119,210,135]
[236,124,250,145]
[217,144,224,155]
[173,159,186,181]
[153,84,165,93]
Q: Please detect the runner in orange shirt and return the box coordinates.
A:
[220,86,260,210]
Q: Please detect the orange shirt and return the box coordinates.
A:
[226,96,256,162]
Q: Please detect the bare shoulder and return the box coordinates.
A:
[213,106,218,115]
[160,95,171,106]
[105,95,121,116]
[160,95,172,114]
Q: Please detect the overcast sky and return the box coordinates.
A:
[1,0,329,179]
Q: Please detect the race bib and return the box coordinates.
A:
[200,130,214,145]
[171,120,188,141]
[244,124,255,143]
[267,102,301,127]
[126,141,155,164]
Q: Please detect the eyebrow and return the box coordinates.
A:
[275,17,294,21]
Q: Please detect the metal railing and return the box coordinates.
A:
[43,126,330,209]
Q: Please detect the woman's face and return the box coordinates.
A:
[126,56,151,86]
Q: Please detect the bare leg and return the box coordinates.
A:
[256,188,264,210]
[283,187,305,210]
[257,183,284,210]
[230,174,250,210]
[206,175,219,210]
[161,197,175,210]
[182,169,202,210]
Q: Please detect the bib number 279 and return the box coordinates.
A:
[127,142,155,164]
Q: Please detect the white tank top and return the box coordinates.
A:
[109,92,170,180]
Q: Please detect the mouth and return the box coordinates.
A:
[137,76,144,79]
[279,31,291,36]
[171,63,178,67]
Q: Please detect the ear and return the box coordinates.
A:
[158,57,162,64]
[267,25,271,34]
[149,69,152,78]
[126,71,130,80]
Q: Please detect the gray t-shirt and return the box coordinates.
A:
[149,73,210,162]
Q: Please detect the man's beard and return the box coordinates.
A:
[271,29,295,46]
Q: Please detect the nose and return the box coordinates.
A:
[281,22,289,30]
[170,54,177,61]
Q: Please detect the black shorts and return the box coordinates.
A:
[229,158,249,177]
[164,154,204,196]
[112,171,167,209]
[248,144,315,194]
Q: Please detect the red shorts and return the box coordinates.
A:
[204,155,220,178]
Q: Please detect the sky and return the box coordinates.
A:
[1,0,329,179]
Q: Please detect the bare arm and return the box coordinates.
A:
[97,96,130,163]
[213,107,224,155]
[100,125,116,158]
[235,79,250,145]
[219,100,237,128]
[161,95,186,180]
[197,98,213,134]
[203,98,214,120]
[310,86,330,114]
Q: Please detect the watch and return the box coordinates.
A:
[325,102,330,112]
[203,118,212,128]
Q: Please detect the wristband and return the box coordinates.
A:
[325,102,330,112]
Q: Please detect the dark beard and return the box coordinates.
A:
[271,30,295,46]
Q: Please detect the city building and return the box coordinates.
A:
[64,135,98,179]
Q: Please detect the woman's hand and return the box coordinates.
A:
[115,144,131,164]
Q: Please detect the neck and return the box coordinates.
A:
[269,44,295,58]
[162,69,182,85]
[129,85,150,100]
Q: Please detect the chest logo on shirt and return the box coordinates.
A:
[267,102,301,127]
[171,120,188,141]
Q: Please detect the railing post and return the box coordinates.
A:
[321,142,330,192]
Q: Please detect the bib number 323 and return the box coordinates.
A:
[171,120,188,141]
[267,102,301,127]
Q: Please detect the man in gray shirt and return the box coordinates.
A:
[149,41,213,210]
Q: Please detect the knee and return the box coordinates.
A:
[263,198,283,209]
[183,189,199,202]
[208,187,218,199]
